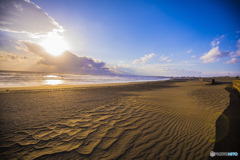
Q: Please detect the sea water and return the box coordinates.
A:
[0,71,169,88]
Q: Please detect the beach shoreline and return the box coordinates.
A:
[0,79,233,159]
[0,80,171,92]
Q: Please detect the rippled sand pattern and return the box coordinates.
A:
[0,81,229,159]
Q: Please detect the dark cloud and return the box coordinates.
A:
[0,0,63,35]
[0,53,27,60]
[20,41,114,75]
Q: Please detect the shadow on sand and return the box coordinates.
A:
[211,86,240,159]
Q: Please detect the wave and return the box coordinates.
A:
[0,71,168,88]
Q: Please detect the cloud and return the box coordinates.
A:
[0,54,27,60]
[186,49,192,54]
[191,55,196,58]
[0,0,63,36]
[211,40,220,47]
[159,54,172,63]
[200,46,229,63]
[223,58,240,64]
[111,64,135,75]
[202,71,240,77]
[236,39,240,56]
[211,35,224,47]
[159,55,168,61]
[133,53,155,64]
[231,39,240,57]
[0,51,40,71]
[132,64,200,77]
[19,41,114,75]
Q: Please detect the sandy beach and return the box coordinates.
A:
[0,79,233,159]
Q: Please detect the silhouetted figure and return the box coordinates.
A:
[212,79,215,85]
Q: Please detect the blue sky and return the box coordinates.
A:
[0,0,240,76]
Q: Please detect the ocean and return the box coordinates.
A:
[0,71,169,88]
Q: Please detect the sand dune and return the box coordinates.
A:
[0,80,229,159]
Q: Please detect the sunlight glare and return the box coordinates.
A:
[44,79,63,85]
[40,33,69,56]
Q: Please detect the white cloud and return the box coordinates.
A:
[202,71,240,77]
[159,54,172,63]
[0,0,64,36]
[119,60,125,64]
[200,46,229,63]
[223,58,240,64]
[211,40,220,47]
[131,64,200,76]
[159,55,168,61]
[231,39,240,57]
[211,35,224,47]
[133,53,155,64]
[186,49,192,54]
[182,61,196,66]
[191,55,196,58]
[112,64,135,75]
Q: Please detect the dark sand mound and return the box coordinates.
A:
[212,86,240,159]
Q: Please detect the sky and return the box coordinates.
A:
[0,0,240,77]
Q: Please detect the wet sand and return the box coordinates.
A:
[0,79,230,159]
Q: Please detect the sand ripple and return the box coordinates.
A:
[0,81,229,159]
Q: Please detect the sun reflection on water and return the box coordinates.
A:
[44,80,63,85]
[45,75,59,78]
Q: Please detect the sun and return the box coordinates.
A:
[40,33,69,56]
